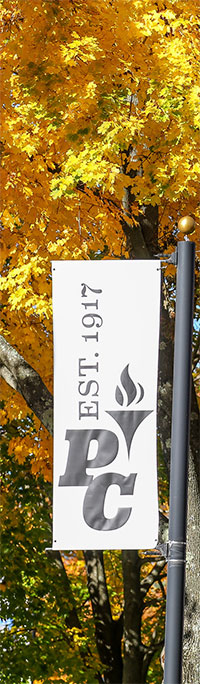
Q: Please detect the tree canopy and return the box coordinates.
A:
[1,1,199,683]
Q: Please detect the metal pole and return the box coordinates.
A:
[164,240,195,684]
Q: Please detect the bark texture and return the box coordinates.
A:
[84,551,123,684]
[183,451,200,684]
[122,551,143,684]
[182,377,200,683]
[0,334,53,434]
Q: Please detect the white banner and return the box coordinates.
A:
[52,260,161,550]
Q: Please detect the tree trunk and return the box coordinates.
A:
[0,334,53,434]
[182,451,200,684]
[182,379,200,683]
[84,551,123,684]
[122,551,143,684]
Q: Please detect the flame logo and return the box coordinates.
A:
[115,365,144,407]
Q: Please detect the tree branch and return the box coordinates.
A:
[140,559,166,599]
[0,335,53,434]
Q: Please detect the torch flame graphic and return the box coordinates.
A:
[115,365,144,407]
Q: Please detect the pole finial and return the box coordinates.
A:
[178,216,195,235]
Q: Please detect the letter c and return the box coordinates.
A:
[83,472,137,530]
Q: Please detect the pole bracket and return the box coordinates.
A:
[167,540,186,562]
[155,542,168,558]
[154,249,178,266]
[143,543,168,560]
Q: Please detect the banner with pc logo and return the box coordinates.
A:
[52,260,161,549]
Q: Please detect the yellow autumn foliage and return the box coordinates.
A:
[1,0,199,476]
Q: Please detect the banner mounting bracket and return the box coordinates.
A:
[154,249,177,266]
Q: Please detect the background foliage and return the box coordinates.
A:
[1,1,199,682]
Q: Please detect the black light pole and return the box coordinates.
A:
[164,217,195,684]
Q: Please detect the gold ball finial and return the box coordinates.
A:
[178,216,195,235]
